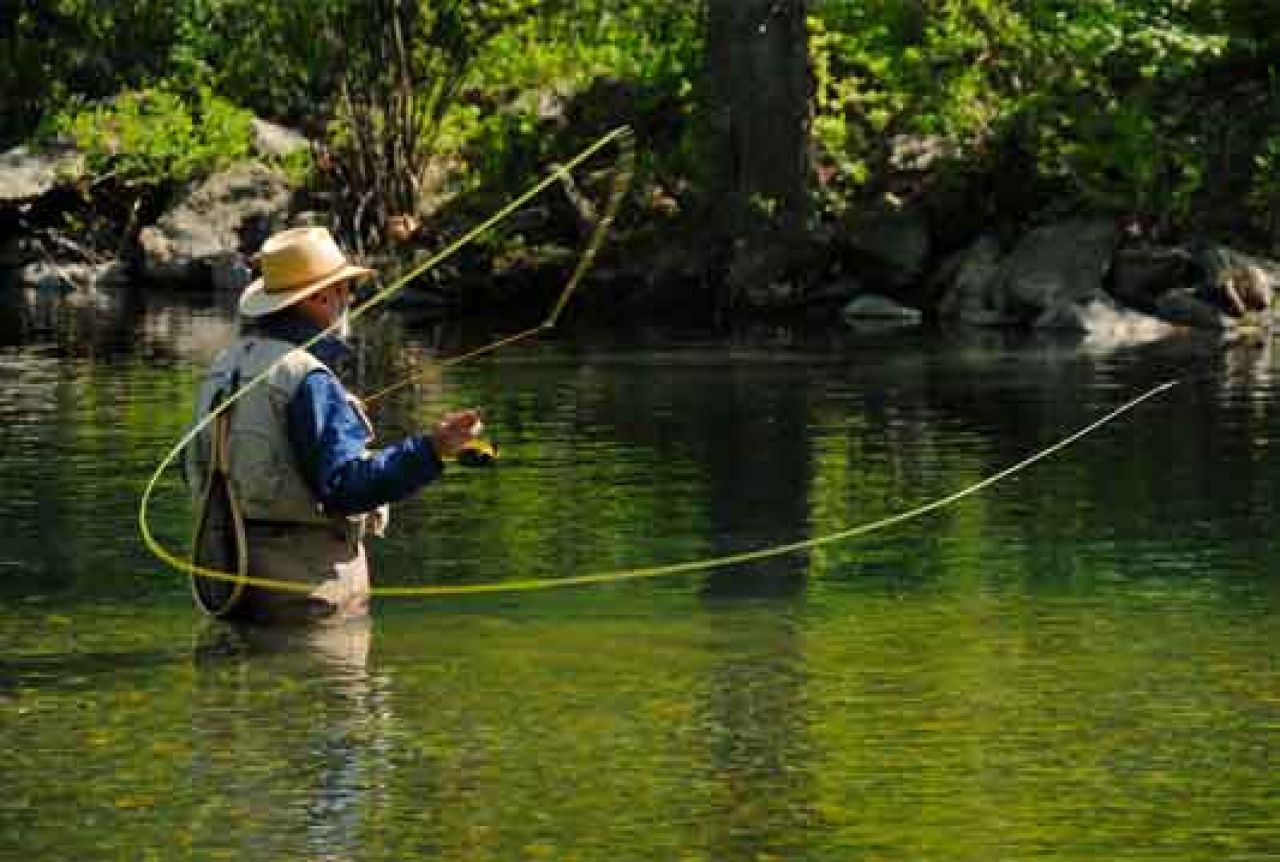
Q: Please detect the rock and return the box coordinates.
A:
[937,236,1013,326]
[842,294,922,323]
[15,259,128,292]
[1111,246,1195,312]
[938,219,1122,329]
[1109,242,1280,331]
[1113,243,1280,331]
[806,278,862,305]
[208,252,254,293]
[0,143,85,202]
[1193,244,1276,317]
[1154,289,1233,330]
[250,118,309,160]
[999,217,1118,310]
[139,163,290,285]
[846,204,930,287]
[1033,295,1174,349]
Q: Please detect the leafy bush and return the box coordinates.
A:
[1249,134,1280,246]
[809,0,1239,231]
[49,86,253,184]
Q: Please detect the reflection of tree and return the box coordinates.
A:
[696,361,812,599]
[188,620,390,861]
[697,609,815,860]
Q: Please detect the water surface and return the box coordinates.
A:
[1,289,1277,860]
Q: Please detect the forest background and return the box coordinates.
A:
[2,0,1279,318]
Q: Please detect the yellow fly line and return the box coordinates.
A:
[140,125,636,592]
[139,124,1179,599]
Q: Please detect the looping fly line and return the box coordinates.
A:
[139,124,1178,599]
[140,126,636,593]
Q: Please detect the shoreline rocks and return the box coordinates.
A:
[138,163,291,288]
[2,131,1278,347]
[0,144,85,204]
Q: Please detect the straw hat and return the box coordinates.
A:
[238,227,375,318]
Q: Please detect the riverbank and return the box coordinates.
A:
[3,124,1280,354]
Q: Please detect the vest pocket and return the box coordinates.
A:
[230,430,286,513]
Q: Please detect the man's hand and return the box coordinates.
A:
[431,409,484,459]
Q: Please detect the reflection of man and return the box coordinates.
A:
[187,226,482,623]
[191,618,381,859]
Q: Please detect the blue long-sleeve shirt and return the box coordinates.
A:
[252,312,444,516]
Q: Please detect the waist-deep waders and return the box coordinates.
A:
[191,378,249,618]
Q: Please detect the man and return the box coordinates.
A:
[187,226,481,623]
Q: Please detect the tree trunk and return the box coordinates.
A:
[704,0,812,237]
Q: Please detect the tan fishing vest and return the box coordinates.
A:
[188,336,376,537]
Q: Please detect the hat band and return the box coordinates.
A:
[265,258,350,293]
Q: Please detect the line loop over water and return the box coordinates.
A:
[138,124,1177,599]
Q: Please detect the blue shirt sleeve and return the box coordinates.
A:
[286,369,444,516]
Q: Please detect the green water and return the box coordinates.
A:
[1,294,1278,860]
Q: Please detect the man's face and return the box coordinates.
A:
[302,282,352,329]
[328,283,352,323]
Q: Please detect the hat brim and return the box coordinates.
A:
[238,263,376,319]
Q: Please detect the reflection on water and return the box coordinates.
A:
[0,287,1278,859]
[190,620,378,861]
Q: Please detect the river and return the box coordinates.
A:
[1,286,1277,860]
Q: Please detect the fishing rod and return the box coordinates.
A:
[362,131,634,406]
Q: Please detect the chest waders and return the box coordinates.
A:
[191,375,249,618]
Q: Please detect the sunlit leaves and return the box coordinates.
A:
[49,86,252,184]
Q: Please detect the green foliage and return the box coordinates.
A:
[49,86,252,184]
[274,147,315,189]
[1249,135,1280,245]
[317,1,559,244]
[1,0,181,145]
[809,0,1250,232]
[473,0,696,90]
[6,0,1280,249]
[447,1,699,192]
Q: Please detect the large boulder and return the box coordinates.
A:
[936,235,1012,326]
[1110,246,1196,312]
[936,218,1178,348]
[0,144,85,203]
[939,219,1119,327]
[138,163,290,287]
[998,217,1118,311]
[1115,242,1278,331]
[1192,243,1276,319]
[1033,294,1174,349]
[1153,289,1233,330]
[845,203,930,288]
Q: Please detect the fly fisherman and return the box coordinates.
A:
[186,226,482,623]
